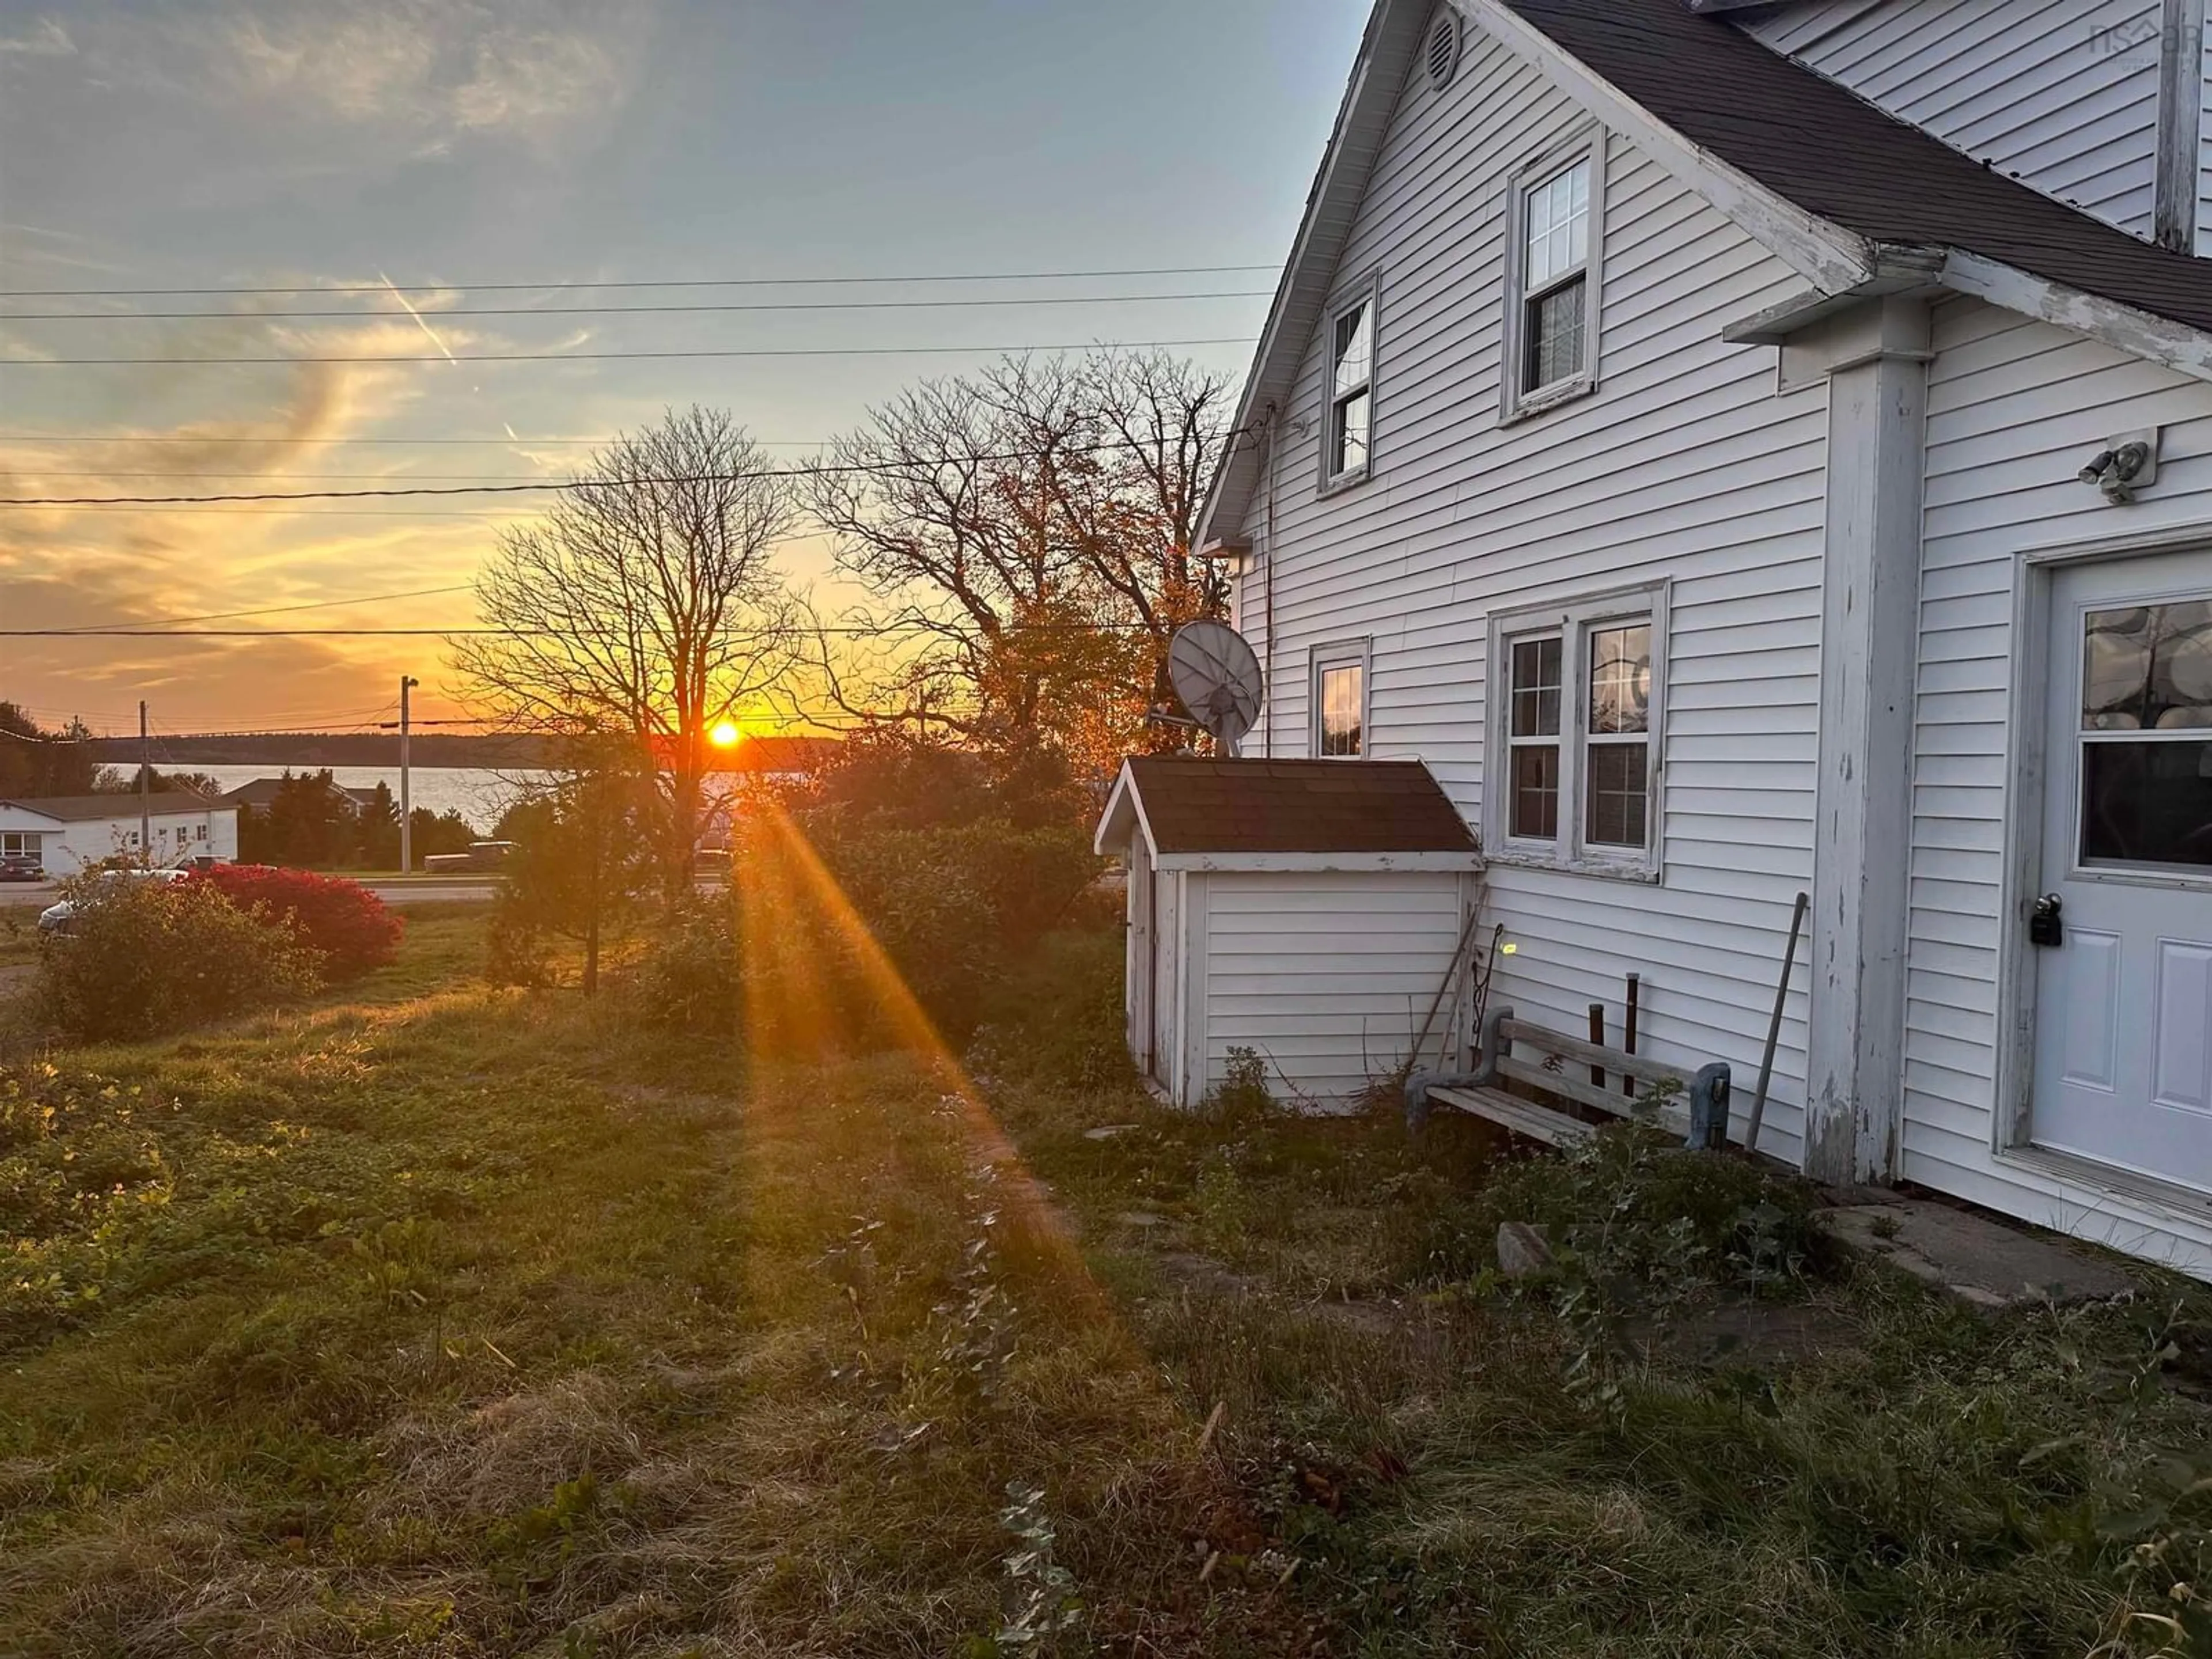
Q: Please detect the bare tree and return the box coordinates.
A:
[807,350,1234,775]
[452,407,803,884]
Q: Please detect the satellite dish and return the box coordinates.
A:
[1168,620,1266,755]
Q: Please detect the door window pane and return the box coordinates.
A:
[2082,601,2212,730]
[1588,623,1650,734]
[1586,741,1649,848]
[1318,662,1363,757]
[2080,740,2212,868]
[1511,745,1559,840]
[1510,637,1561,736]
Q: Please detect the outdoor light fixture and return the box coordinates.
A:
[2078,429,2159,504]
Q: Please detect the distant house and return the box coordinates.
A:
[219,775,382,816]
[1122,0,2212,1274]
[0,793,240,876]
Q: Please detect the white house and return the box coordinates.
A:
[1160,0,2212,1275]
[0,793,240,876]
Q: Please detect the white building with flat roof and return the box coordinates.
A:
[0,793,238,876]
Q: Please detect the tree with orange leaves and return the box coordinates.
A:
[808,350,1234,779]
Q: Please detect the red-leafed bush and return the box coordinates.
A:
[193,863,403,981]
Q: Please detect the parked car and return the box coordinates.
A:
[0,854,44,882]
[37,866,190,934]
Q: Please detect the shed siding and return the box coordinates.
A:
[1201,870,1469,1104]
[1232,24,1824,1158]
[1909,296,2212,1271]
[1747,0,2165,240]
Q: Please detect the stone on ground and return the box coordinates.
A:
[1824,1198,2138,1308]
[1496,1221,1554,1280]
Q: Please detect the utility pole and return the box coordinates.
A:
[399,675,419,874]
[138,699,151,866]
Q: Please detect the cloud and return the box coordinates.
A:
[0,18,74,55]
[204,1,645,147]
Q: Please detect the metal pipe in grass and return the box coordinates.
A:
[1746,890,1810,1154]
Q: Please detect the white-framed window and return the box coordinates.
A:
[195,824,208,842]
[1,832,37,858]
[1320,279,1377,491]
[1501,131,1604,421]
[1310,640,1371,758]
[1486,582,1666,877]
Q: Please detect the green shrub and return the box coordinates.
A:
[633,901,742,1036]
[36,876,320,1041]
[804,819,1101,1038]
[971,926,1134,1092]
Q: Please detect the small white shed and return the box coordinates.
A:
[1094,757,1485,1109]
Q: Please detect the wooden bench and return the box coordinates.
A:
[1412,1003,1734,1150]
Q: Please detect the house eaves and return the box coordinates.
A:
[1194,0,1435,555]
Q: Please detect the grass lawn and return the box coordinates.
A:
[3,906,2210,1656]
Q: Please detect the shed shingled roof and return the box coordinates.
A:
[1124,757,1478,855]
[1498,0,2212,335]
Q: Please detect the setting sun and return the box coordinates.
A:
[708,721,743,749]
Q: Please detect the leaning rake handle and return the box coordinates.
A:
[1745,889,1810,1156]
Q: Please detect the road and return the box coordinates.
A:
[0,876,504,910]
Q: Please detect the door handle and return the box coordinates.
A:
[2029,893,2063,947]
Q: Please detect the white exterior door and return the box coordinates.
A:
[2031,552,2212,1195]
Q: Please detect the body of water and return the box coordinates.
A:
[192,766,551,833]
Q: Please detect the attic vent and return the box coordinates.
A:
[1426,10,1461,89]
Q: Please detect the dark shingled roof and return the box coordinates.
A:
[1498,0,2212,335]
[0,792,224,821]
[1126,756,1478,855]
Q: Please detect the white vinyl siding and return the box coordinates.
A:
[1748,0,2167,240]
[1908,296,2212,1272]
[1200,870,1472,1105]
[1234,26,1825,1160]
[2200,26,2211,256]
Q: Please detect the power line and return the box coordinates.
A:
[0,334,1256,368]
[6,620,1154,639]
[0,263,1278,299]
[0,435,832,446]
[0,423,1255,506]
[63,585,475,632]
[0,289,1271,321]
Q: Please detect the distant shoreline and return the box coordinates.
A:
[82,733,557,768]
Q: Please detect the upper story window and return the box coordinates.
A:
[1487,584,1666,878]
[1312,641,1370,757]
[1323,282,1376,491]
[1502,132,1604,421]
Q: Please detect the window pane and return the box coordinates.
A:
[1510,636,1562,737]
[1511,744,1559,840]
[2080,740,2212,868]
[1333,389,1370,476]
[1525,275,1586,389]
[1319,663,1364,757]
[1586,741,1649,849]
[1524,158,1589,289]
[1334,301,1372,396]
[1589,622,1651,734]
[2082,601,2212,730]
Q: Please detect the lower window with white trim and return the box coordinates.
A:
[1487,584,1665,876]
[1311,641,1371,758]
